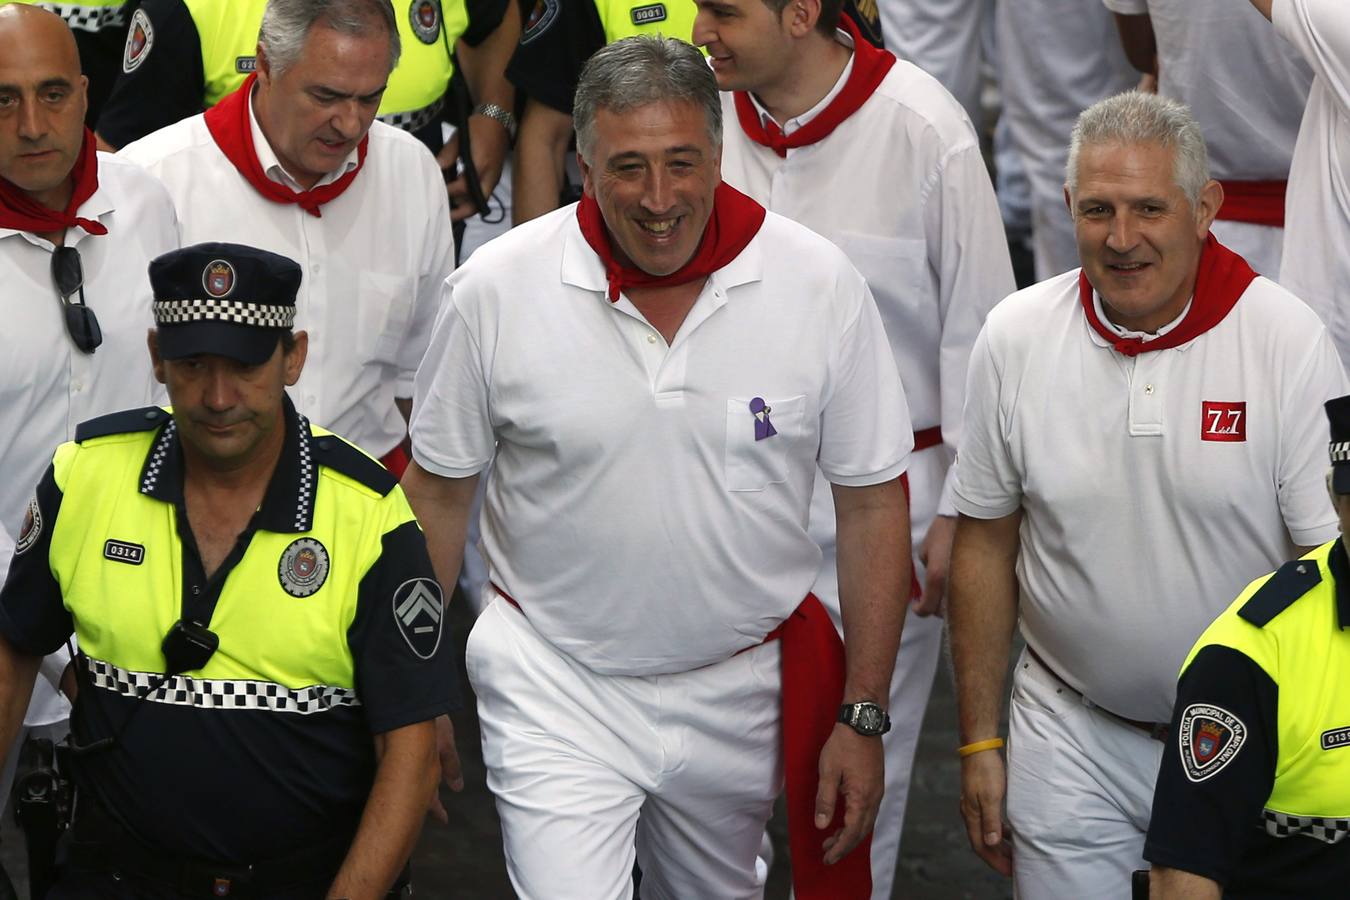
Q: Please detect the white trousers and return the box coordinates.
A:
[1006,649,1165,900]
[468,597,783,900]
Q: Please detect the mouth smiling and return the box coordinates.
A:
[637,216,683,238]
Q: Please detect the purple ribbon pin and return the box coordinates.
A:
[750,397,777,441]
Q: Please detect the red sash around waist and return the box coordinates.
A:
[1216,179,1286,228]
[913,426,942,452]
[490,586,874,899]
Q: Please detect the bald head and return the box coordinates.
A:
[0,2,89,208]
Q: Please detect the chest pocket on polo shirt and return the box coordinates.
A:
[724,395,805,491]
[357,271,416,364]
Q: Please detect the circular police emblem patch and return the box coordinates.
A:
[520,0,558,45]
[1179,703,1247,783]
[14,497,41,556]
[122,8,154,74]
[409,0,441,44]
[202,260,235,299]
[278,538,330,598]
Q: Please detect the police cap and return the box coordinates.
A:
[1327,394,1350,495]
[149,242,301,366]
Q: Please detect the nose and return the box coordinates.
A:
[17,96,46,141]
[1104,212,1139,254]
[691,8,713,46]
[641,167,675,216]
[331,99,363,142]
[202,365,239,413]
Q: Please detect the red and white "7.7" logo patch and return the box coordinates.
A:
[1201,401,1246,442]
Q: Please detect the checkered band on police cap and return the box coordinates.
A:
[149,242,301,329]
[1327,395,1350,464]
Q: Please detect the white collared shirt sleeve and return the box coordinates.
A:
[1274,0,1350,103]
[1101,0,1148,13]
[1276,323,1348,545]
[952,322,1023,519]
[817,268,913,486]
[398,152,456,399]
[409,273,495,479]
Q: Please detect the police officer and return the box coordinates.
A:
[1144,396,1350,898]
[0,242,460,900]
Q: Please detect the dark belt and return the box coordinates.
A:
[1025,646,1170,742]
[67,798,400,898]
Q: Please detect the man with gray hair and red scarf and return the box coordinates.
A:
[404,33,913,900]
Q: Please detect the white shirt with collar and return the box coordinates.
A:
[410,203,913,676]
[0,152,179,728]
[1273,0,1350,371]
[954,266,1346,722]
[117,96,455,459]
[719,38,1014,603]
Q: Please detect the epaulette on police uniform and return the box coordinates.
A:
[74,407,171,443]
[1238,558,1323,628]
[310,431,398,497]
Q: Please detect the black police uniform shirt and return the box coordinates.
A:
[0,397,460,864]
[506,0,885,115]
[1144,542,1350,897]
[96,0,513,151]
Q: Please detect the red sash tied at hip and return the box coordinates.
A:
[1215,179,1286,228]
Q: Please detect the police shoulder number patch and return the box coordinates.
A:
[393,578,444,660]
[1179,703,1247,783]
[15,497,41,556]
[278,538,330,598]
[122,8,154,74]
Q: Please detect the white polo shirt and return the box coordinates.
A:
[411,205,913,676]
[118,103,454,459]
[954,267,1345,722]
[719,47,1014,605]
[0,154,178,535]
[1101,0,1312,274]
[1273,0,1350,369]
[0,153,179,728]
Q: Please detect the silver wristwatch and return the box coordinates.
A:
[838,701,891,736]
[472,102,517,144]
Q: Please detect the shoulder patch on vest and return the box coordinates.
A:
[1238,558,1322,627]
[312,433,398,496]
[75,407,171,443]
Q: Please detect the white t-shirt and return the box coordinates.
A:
[719,48,1014,608]
[118,106,454,458]
[0,153,179,728]
[954,266,1346,722]
[1273,0,1350,370]
[411,206,913,675]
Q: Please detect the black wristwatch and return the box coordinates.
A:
[838,701,891,736]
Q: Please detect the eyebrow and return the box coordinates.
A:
[0,77,74,93]
[607,146,706,163]
[309,83,387,102]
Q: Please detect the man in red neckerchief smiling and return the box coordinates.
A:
[403,34,914,900]
[948,90,1348,898]
[697,2,1015,893]
[116,0,454,481]
[0,2,178,835]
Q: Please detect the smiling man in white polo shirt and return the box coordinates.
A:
[948,91,1347,898]
[404,33,913,900]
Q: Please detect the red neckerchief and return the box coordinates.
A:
[1078,233,1256,357]
[733,14,896,158]
[575,182,766,302]
[0,128,108,236]
[204,73,368,218]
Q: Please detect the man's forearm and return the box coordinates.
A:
[1113,12,1159,75]
[1249,0,1273,21]
[512,101,575,224]
[832,479,910,702]
[399,461,478,596]
[0,635,42,771]
[456,0,520,113]
[1150,866,1222,900]
[327,721,439,900]
[947,513,1022,743]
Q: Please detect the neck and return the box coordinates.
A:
[755,33,852,125]
[1101,277,1198,335]
[24,177,75,216]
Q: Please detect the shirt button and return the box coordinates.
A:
[191,586,201,596]
[71,380,84,392]
[646,334,657,344]
[1144,384,1155,395]
[312,262,322,273]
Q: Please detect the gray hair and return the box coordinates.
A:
[573,35,722,163]
[1066,91,1211,207]
[259,0,400,77]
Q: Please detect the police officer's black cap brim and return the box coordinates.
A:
[157,321,287,367]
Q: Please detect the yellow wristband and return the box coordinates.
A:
[957,738,1005,758]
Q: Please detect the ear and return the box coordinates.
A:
[255,43,271,87]
[1063,184,1073,215]
[1193,179,1223,238]
[783,0,822,37]
[283,331,308,386]
[147,329,167,385]
[578,151,596,198]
